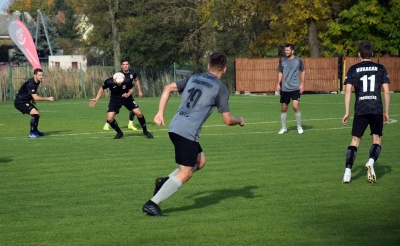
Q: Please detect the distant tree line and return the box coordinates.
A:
[3,0,400,72]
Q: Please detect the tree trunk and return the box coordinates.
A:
[108,0,120,72]
[307,18,319,57]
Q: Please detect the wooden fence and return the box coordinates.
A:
[236,57,400,93]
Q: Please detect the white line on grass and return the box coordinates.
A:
[3,116,398,140]
[202,115,399,127]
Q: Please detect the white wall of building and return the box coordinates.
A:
[48,55,87,71]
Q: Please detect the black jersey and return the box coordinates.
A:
[101,77,134,101]
[120,69,138,86]
[15,78,40,102]
[344,61,390,115]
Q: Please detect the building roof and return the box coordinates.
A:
[0,12,35,39]
[0,14,10,38]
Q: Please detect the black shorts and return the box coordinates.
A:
[107,98,139,114]
[168,132,203,167]
[14,101,37,114]
[352,114,383,137]
[280,90,301,104]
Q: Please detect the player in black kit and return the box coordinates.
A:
[342,41,390,184]
[89,72,153,139]
[14,68,54,138]
[103,59,144,131]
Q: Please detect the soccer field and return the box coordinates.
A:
[1,93,399,245]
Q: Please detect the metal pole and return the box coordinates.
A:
[35,10,40,46]
[39,10,53,55]
[80,63,86,98]
[173,62,176,82]
[173,62,177,96]
[42,63,47,97]
[9,65,13,101]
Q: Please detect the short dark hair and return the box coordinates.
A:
[285,44,295,51]
[121,59,130,64]
[358,42,373,59]
[34,68,43,74]
[209,52,227,71]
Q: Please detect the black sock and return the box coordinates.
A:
[345,146,357,169]
[129,111,135,121]
[30,114,39,132]
[369,144,381,162]
[138,116,148,132]
[108,119,122,133]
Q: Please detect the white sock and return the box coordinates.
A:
[168,168,179,177]
[281,113,287,129]
[104,122,109,126]
[295,112,302,128]
[368,158,375,166]
[151,176,182,204]
[128,120,133,124]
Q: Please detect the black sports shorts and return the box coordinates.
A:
[168,132,203,167]
[352,114,383,137]
[107,98,139,114]
[14,101,37,114]
[280,90,301,104]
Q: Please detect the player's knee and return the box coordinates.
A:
[178,169,193,183]
[196,152,206,170]
[186,172,193,180]
[197,158,206,170]
[350,137,361,147]
[135,111,143,118]
[30,109,40,116]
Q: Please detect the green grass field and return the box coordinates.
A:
[1,93,399,245]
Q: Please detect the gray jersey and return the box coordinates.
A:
[277,56,304,92]
[169,72,230,142]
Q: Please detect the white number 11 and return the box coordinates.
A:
[360,75,375,92]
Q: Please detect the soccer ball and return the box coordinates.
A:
[113,72,125,84]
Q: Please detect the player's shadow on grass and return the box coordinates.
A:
[287,124,312,132]
[0,157,13,164]
[351,164,392,181]
[42,130,72,136]
[163,185,260,214]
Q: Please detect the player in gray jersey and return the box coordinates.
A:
[276,44,305,134]
[341,41,390,184]
[142,53,245,216]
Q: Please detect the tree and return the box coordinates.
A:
[85,0,125,71]
[106,0,121,71]
[67,0,87,14]
[85,0,207,71]
[51,0,83,55]
[121,0,205,70]
[321,0,398,56]
[277,0,332,57]
[51,0,79,41]
[377,0,400,55]
[8,0,54,17]
[199,0,281,58]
